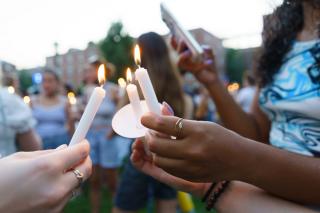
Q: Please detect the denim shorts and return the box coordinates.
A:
[114,156,177,211]
[87,129,124,169]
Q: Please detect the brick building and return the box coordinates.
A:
[46,42,100,87]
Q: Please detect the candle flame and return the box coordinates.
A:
[97,64,106,86]
[67,92,77,105]
[7,86,15,94]
[227,83,240,93]
[126,68,133,83]
[23,96,31,105]
[67,92,75,99]
[134,44,141,66]
[118,78,126,88]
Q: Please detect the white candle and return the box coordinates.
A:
[134,45,161,115]
[126,68,143,125]
[69,65,106,146]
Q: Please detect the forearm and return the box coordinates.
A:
[206,82,261,140]
[216,181,318,213]
[17,130,42,151]
[236,137,320,205]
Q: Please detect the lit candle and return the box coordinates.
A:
[7,86,15,94]
[134,45,161,115]
[69,64,106,146]
[67,92,77,105]
[118,77,126,97]
[126,68,143,125]
[23,96,31,106]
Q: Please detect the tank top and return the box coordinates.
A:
[32,96,68,138]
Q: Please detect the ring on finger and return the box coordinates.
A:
[71,169,84,187]
[175,118,184,139]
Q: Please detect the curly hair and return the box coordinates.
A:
[257,0,304,87]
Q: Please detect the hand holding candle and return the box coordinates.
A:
[69,64,106,146]
[134,45,161,115]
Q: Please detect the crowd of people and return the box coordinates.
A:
[0,0,320,212]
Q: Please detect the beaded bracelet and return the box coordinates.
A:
[201,182,217,202]
[205,181,230,211]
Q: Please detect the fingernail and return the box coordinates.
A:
[162,101,174,115]
[205,59,213,65]
[56,144,68,150]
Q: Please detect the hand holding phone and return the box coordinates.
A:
[160,3,204,62]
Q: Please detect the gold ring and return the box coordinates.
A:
[175,118,184,139]
[72,169,84,186]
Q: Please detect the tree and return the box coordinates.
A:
[225,48,245,84]
[99,22,134,82]
[18,69,33,94]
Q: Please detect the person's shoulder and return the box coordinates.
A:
[0,88,23,105]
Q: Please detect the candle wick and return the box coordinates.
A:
[100,80,105,88]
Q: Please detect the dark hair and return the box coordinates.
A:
[257,0,304,87]
[137,32,185,117]
[43,68,60,82]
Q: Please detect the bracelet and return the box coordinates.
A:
[205,181,230,211]
[201,182,217,202]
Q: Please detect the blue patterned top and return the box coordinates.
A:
[259,40,320,157]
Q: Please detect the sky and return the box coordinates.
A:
[0,0,282,69]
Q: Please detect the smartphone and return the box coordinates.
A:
[160,3,204,62]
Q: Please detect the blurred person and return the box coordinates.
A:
[236,72,256,112]
[31,69,74,150]
[0,140,92,213]
[113,32,193,213]
[194,86,217,121]
[0,82,41,157]
[83,59,122,213]
[128,0,320,209]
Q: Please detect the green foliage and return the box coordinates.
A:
[99,22,134,82]
[225,48,245,84]
[18,69,33,94]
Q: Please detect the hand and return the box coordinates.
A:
[141,113,248,183]
[0,141,92,213]
[131,102,207,197]
[171,37,219,86]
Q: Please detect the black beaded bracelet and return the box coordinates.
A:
[201,182,217,202]
[205,181,230,211]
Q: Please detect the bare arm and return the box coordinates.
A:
[16,129,42,151]
[174,40,270,141]
[141,114,320,205]
[216,181,319,213]
[207,83,270,142]
[65,102,75,135]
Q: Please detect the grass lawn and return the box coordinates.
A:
[64,183,215,213]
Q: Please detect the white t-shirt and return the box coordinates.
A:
[0,88,35,157]
[236,86,255,112]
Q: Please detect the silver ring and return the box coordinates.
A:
[175,118,184,139]
[72,169,84,186]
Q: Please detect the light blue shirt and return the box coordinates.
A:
[259,40,320,157]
